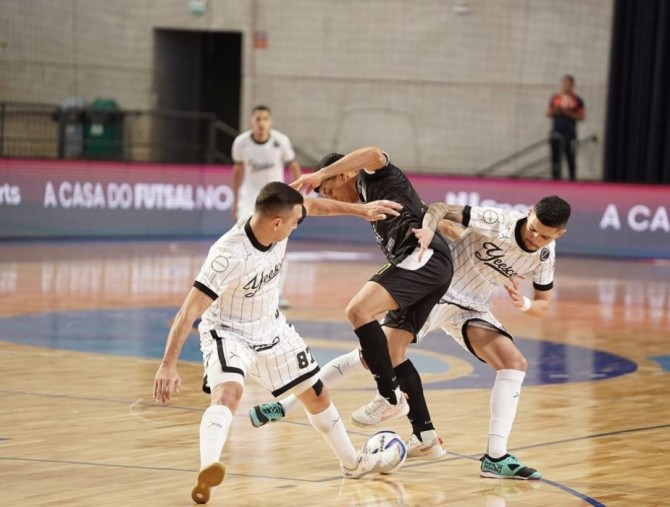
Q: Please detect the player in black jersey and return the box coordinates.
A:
[291,147,453,451]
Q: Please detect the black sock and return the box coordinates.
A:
[354,321,398,403]
[395,359,434,436]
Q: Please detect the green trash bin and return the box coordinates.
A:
[83,98,124,159]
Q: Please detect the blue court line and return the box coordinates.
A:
[540,478,606,507]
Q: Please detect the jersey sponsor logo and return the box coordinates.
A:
[249,161,276,172]
[540,248,550,261]
[211,256,229,272]
[243,262,283,297]
[474,242,520,278]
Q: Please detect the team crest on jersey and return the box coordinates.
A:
[540,247,550,261]
[273,140,280,148]
[211,256,229,272]
[482,210,499,224]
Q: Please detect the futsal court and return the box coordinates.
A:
[1,238,669,506]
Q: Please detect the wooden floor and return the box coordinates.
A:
[1,239,669,507]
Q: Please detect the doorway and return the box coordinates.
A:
[153,29,242,163]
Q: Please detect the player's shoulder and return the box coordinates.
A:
[269,129,292,144]
[233,130,254,144]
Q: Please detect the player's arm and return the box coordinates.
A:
[153,287,214,404]
[503,277,552,318]
[231,162,244,219]
[412,203,466,259]
[304,196,402,222]
[291,147,387,193]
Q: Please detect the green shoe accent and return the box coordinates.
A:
[249,402,286,428]
[480,453,542,480]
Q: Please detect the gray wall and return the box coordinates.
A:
[0,0,613,179]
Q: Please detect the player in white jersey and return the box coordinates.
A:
[249,195,571,481]
[153,182,404,504]
[231,105,301,309]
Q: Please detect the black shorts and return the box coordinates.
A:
[372,250,453,337]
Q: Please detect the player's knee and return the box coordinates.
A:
[345,300,369,327]
[503,351,527,372]
[210,381,243,408]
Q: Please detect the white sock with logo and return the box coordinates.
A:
[488,369,525,458]
[280,349,365,414]
[199,405,233,469]
[306,402,358,469]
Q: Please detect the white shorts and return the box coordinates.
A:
[200,320,320,397]
[416,301,513,362]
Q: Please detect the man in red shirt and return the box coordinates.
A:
[546,75,585,181]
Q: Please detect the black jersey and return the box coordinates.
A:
[356,155,451,265]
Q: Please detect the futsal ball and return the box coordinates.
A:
[362,430,407,473]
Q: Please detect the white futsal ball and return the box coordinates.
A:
[362,430,407,473]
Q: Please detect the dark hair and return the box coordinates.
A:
[252,105,272,115]
[255,181,303,216]
[562,74,575,85]
[534,195,571,228]
[314,153,345,192]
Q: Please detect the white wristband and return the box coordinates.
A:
[520,296,532,312]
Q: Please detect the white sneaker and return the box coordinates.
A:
[191,462,226,504]
[341,447,404,479]
[350,388,409,427]
[406,432,447,461]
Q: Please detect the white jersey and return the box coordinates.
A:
[445,206,556,312]
[194,218,287,345]
[232,129,296,213]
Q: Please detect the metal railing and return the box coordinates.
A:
[0,101,228,164]
[476,134,598,179]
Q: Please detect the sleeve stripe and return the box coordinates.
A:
[194,280,219,301]
[533,281,554,291]
[462,205,472,227]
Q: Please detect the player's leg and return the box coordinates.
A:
[566,136,577,181]
[297,381,403,478]
[465,322,541,480]
[193,336,253,503]
[549,132,562,180]
[345,278,404,407]
[250,348,366,427]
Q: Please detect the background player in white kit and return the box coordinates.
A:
[153,182,404,504]
[250,195,571,480]
[231,105,301,308]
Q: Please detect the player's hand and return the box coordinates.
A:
[412,227,435,262]
[290,171,322,194]
[503,275,527,309]
[362,200,402,222]
[153,362,181,404]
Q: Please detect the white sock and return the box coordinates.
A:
[280,349,364,414]
[199,405,233,469]
[305,402,358,469]
[488,369,525,459]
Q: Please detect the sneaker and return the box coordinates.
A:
[341,447,404,479]
[249,402,286,428]
[191,462,226,504]
[479,453,542,480]
[350,389,409,427]
[406,433,447,461]
[279,297,291,310]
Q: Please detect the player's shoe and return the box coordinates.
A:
[350,389,409,427]
[191,461,226,504]
[479,453,542,480]
[249,402,286,428]
[406,432,447,461]
[341,446,404,479]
